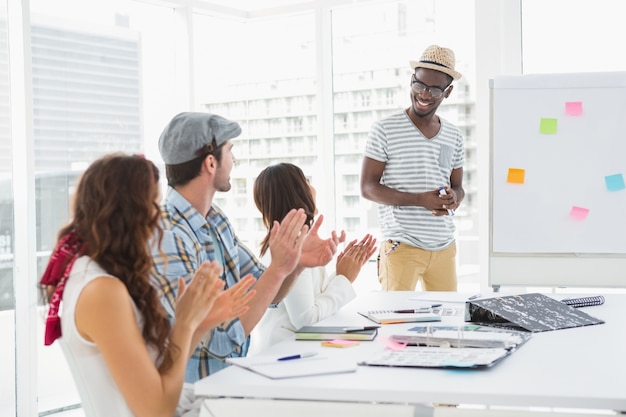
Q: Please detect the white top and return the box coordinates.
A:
[364,112,464,250]
[250,265,356,354]
[59,256,155,417]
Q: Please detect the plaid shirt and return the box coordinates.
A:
[150,188,265,382]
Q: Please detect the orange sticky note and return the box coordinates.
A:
[321,339,360,348]
[507,168,525,184]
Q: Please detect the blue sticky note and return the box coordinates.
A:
[605,174,625,191]
[441,361,475,368]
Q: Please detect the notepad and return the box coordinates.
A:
[359,346,511,369]
[295,326,378,341]
[358,309,442,324]
[226,354,357,379]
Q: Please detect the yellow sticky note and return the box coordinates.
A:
[539,118,558,134]
[507,168,525,184]
[321,339,360,348]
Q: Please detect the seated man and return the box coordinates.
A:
[151,112,342,382]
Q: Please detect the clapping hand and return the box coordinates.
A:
[195,274,256,335]
[299,214,347,268]
[336,234,377,282]
[268,208,310,276]
[174,261,224,331]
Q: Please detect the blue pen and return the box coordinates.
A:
[277,352,318,361]
[438,187,455,216]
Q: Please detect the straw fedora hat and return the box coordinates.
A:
[409,45,462,81]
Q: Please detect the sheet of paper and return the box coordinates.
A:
[226,354,357,379]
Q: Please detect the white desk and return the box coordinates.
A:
[195,291,626,413]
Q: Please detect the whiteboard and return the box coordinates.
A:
[489,72,626,288]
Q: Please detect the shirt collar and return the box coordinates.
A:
[165,187,209,232]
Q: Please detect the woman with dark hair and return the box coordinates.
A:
[40,153,255,417]
[251,163,376,351]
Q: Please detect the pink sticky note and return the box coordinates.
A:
[377,335,407,351]
[570,206,589,220]
[565,101,583,116]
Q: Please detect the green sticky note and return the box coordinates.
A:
[539,118,558,134]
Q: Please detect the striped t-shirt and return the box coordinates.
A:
[364,111,464,250]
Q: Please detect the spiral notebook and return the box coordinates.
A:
[358,309,441,324]
[560,295,605,308]
[390,325,531,349]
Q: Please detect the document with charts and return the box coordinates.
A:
[359,346,512,369]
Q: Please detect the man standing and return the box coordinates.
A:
[360,45,465,292]
[151,112,341,382]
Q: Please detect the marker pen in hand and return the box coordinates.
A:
[438,187,455,216]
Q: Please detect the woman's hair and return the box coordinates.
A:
[58,153,175,370]
[253,163,315,256]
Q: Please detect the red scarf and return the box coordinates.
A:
[40,230,84,346]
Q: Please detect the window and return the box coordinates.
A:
[195,11,316,247]
[7,1,179,414]
[330,0,478,286]
[521,0,626,74]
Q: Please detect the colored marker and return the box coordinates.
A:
[438,187,455,216]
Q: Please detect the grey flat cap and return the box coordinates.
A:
[158,112,242,165]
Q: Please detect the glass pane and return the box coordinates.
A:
[522,0,626,73]
[331,0,478,292]
[0,0,12,311]
[0,1,15,414]
[28,0,178,413]
[194,12,316,249]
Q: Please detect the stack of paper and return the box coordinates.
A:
[295,326,378,341]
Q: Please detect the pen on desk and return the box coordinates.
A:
[343,326,380,332]
[393,305,441,313]
[277,352,318,361]
[467,294,482,301]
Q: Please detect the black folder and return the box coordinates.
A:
[464,293,604,332]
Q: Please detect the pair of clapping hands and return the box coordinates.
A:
[268,209,377,281]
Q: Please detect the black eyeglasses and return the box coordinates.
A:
[411,74,450,99]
